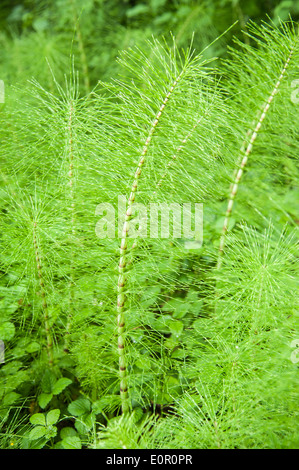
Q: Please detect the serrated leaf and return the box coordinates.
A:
[3,392,21,406]
[28,426,47,441]
[74,420,86,435]
[41,369,57,394]
[46,409,60,425]
[52,377,72,395]
[68,397,91,417]
[74,412,95,435]
[30,413,46,426]
[38,393,53,409]
[60,427,78,439]
[61,436,82,449]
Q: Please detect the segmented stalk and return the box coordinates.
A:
[33,222,54,367]
[217,48,294,269]
[117,69,184,414]
[64,100,76,353]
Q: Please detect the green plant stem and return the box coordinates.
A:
[117,69,184,414]
[217,47,294,269]
[64,99,76,354]
[33,222,54,367]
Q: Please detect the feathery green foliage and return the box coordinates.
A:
[0,17,298,450]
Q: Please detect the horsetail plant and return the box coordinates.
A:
[25,67,95,354]
[64,86,77,353]
[0,189,59,368]
[116,49,187,414]
[109,38,232,413]
[0,19,299,449]
[217,21,299,268]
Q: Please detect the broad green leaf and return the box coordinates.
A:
[74,412,95,435]
[38,393,53,409]
[53,441,64,449]
[151,315,172,333]
[3,392,21,406]
[153,11,172,25]
[41,369,57,394]
[52,378,72,395]
[46,409,60,425]
[141,286,161,308]
[26,342,41,353]
[74,419,88,436]
[32,18,49,33]
[30,413,46,426]
[61,436,82,449]
[60,427,78,439]
[91,400,105,414]
[68,398,91,417]
[57,356,76,368]
[156,376,181,404]
[162,298,191,319]
[28,426,47,441]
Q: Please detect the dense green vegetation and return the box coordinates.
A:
[0,1,298,449]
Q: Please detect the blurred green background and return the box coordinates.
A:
[0,0,299,92]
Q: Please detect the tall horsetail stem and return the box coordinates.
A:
[217,47,294,269]
[64,99,76,353]
[117,68,184,414]
[33,222,54,367]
